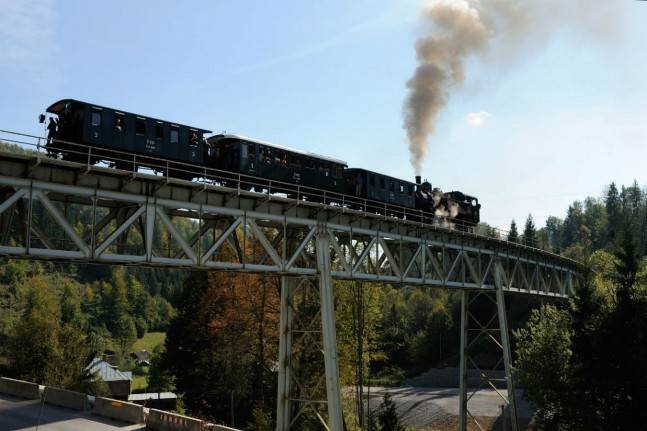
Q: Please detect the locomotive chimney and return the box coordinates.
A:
[415,175,421,185]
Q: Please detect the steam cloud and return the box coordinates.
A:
[403,0,621,174]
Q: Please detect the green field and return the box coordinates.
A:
[132,374,148,391]
[133,332,166,352]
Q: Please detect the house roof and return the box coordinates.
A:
[86,357,132,382]
[131,350,151,361]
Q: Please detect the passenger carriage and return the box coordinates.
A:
[44,99,211,178]
[207,134,347,201]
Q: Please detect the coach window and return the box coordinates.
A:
[170,126,179,144]
[380,177,385,189]
[113,113,124,132]
[399,184,404,193]
[155,122,164,140]
[390,180,395,192]
[135,118,146,135]
[408,184,413,195]
[370,174,375,187]
[91,110,101,126]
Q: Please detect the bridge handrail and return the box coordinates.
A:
[0,128,581,269]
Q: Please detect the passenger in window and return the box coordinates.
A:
[281,154,287,167]
[114,118,123,132]
[189,132,198,145]
[47,117,58,143]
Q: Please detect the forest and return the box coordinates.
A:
[0,141,646,429]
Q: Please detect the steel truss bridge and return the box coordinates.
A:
[0,131,581,431]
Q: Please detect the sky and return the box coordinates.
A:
[1,0,647,230]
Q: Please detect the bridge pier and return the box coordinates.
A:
[459,259,518,431]
[275,231,343,431]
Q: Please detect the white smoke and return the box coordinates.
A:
[403,0,624,174]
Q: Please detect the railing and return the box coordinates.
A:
[0,128,562,256]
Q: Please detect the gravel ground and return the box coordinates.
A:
[365,386,534,430]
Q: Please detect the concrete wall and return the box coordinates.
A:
[147,409,204,431]
[204,424,240,431]
[92,396,145,424]
[0,377,41,399]
[43,387,88,410]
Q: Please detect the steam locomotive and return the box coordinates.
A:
[41,99,480,226]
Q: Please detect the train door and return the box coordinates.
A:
[187,128,201,164]
[88,107,103,146]
[241,142,256,174]
[134,117,147,154]
[169,125,180,161]
[112,112,125,150]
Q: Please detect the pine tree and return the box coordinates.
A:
[561,202,584,249]
[605,183,622,246]
[545,216,563,253]
[377,393,404,431]
[523,214,537,247]
[508,220,519,243]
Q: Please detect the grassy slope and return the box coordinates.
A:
[133,332,166,352]
[130,332,166,392]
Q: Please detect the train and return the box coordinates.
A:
[40,99,480,226]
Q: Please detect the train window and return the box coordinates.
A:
[276,151,287,167]
[91,111,101,126]
[170,126,179,144]
[390,181,395,192]
[370,174,375,187]
[113,114,124,132]
[260,147,272,164]
[408,185,413,195]
[380,177,385,189]
[135,118,146,135]
[399,184,404,193]
[155,122,164,140]
[325,166,330,177]
[248,144,256,161]
[306,159,315,170]
[335,167,343,178]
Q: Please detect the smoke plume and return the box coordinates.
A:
[403,0,622,174]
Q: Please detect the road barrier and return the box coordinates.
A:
[92,396,145,424]
[43,386,88,410]
[0,377,40,399]
[147,409,204,431]
[204,424,240,431]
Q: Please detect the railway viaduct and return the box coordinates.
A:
[0,130,581,431]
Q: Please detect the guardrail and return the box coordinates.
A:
[0,375,243,430]
[0,129,475,225]
[0,128,566,257]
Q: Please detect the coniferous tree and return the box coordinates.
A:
[605,183,622,246]
[522,214,537,247]
[561,202,585,249]
[544,216,564,253]
[508,220,519,243]
[377,393,404,431]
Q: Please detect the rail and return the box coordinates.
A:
[0,128,568,261]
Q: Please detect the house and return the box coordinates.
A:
[130,350,151,366]
[86,357,132,398]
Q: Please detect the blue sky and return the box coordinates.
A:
[1,0,646,229]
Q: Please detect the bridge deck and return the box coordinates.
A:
[0,149,580,298]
